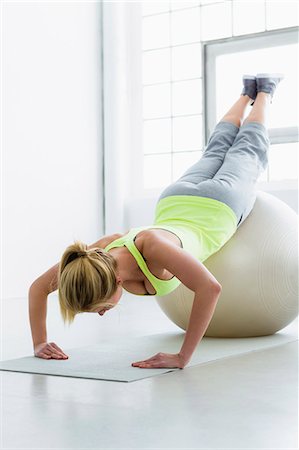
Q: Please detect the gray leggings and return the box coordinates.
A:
[158,121,270,227]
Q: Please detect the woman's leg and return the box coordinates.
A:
[212,91,271,225]
[158,75,281,227]
[242,92,271,127]
[215,91,271,179]
[220,94,252,127]
[176,95,251,182]
[158,94,252,201]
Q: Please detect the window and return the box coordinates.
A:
[142,3,204,191]
[141,1,298,191]
[205,27,298,183]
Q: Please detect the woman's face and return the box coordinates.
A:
[96,282,123,316]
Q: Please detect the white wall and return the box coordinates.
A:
[1,2,104,356]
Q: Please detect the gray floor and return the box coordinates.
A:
[1,293,298,449]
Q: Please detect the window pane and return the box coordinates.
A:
[170,1,199,10]
[172,43,202,81]
[200,0,223,3]
[143,119,172,154]
[172,151,202,180]
[201,2,232,41]
[144,154,172,189]
[143,49,171,84]
[142,14,170,50]
[268,142,298,181]
[215,43,299,129]
[173,115,203,151]
[266,1,299,29]
[233,0,266,36]
[170,7,201,45]
[143,84,171,119]
[172,79,202,116]
[142,2,170,16]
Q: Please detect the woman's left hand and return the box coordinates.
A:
[132,352,186,369]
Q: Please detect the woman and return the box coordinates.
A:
[29,73,283,369]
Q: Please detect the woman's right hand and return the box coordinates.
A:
[34,342,69,360]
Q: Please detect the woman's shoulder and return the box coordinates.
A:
[88,232,127,250]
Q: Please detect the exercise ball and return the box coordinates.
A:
[155,191,298,337]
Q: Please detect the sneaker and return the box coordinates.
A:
[256,73,284,100]
[241,75,257,105]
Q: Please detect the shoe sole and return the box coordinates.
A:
[256,73,284,80]
[243,75,256,80]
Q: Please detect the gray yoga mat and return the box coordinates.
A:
[0,331,297,382]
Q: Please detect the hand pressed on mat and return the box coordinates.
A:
[132,352,186,369]
[34,342,69,360]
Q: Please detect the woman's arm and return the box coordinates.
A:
[132,233,222,368]
[29,263,59,347]
[28,263,69,358]
[29,232,123,357]
[178,284,221,365]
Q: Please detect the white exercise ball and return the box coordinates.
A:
[155,191,298,337]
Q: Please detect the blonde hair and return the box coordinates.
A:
[58,241,118,324]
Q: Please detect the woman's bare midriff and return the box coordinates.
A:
[122,228,182,296]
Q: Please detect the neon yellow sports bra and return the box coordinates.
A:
[104,225,181,296]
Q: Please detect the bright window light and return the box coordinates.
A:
[172,79,202,116]
[144,154,172,189]
[143,49,171,85]
[142,2,170,16]
[173,115,203,151]
[266,0,299,30]
[171,1,199,10]
[215,43,299,130]
[172,43,202,81]
[201,2,232,41]
[143,84,171,119]
[142,14,170,50]
[170,7,201,46]
[268,142,298,181]
[143,119,172,154]
[232,0,266,36]
[172,151,202,180]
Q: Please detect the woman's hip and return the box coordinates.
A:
[158,178,257,227]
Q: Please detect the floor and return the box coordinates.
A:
[1,293,298,450]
